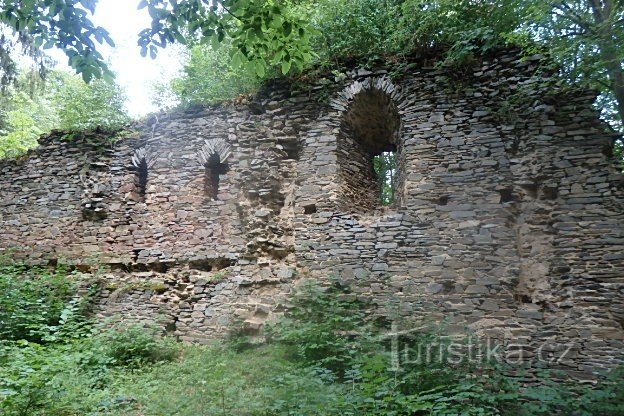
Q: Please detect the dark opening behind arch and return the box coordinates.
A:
[204,153,228,200]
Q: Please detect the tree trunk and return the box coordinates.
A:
[601,47,624,126]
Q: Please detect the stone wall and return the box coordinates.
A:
[1,49,623,378]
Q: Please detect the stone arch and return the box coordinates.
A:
[198,138,231,200]
[331,77,406,211]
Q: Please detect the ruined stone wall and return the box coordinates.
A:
[1,49,623,377]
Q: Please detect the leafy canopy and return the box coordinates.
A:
[521,0,624,129]
[137,0,316,77]
[0,86,58,158]
[0,70,129,159]
[0,0,115,84]
[49,71,129,131]
[181,0,623,137]
[0,0,314,88]
[160,40,261,108]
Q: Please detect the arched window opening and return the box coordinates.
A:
[338,87,402,211]
[204,153,229,200]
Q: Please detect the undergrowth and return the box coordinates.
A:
[0,265,622,415]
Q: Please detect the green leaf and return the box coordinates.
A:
[102,70,115,84]
[254,61,265,78]
[281,59,291,75]
[79,0,97,14]
[148,5,161,19]
[231,50,243,68]
[172,30,186,44]
[283,21,292,37]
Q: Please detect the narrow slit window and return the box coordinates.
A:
[204,153,228,200]
[198,138,232,202]
[373,150,397,206]
[131,147,155,204]
[136,158,148,202]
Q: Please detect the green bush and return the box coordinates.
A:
[306,0,400,62]
[97,324,179,367]
[0,70,129,160]
[1,271,623,415]
[0,326,179,415]
[264,280,518,415]
[517,367,624,416]
[265,281,376,376]
[0,263,83,343]
[581,367,624,415]
[49,72,129,132]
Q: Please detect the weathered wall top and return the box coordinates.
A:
[1,49,623,378]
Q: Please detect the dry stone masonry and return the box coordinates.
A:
[1,49,623,379]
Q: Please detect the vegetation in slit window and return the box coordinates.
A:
[374,151,397,206]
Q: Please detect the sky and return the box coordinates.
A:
[52,0,184,118]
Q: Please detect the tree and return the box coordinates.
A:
[0,0,115,85]
[0,0,312,88]
[0,105,46,158]
[0,70,128,159]
[0,77,58,158]
[1,1,623,140]
[49,71,129,131]
[373,151,397,206]
[295,0,624,134]
[137,0,315,77]
[161,41,261,108]
[523,1,624,129]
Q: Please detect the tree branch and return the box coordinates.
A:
[552,2,594,33]
[216,1,241,22]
